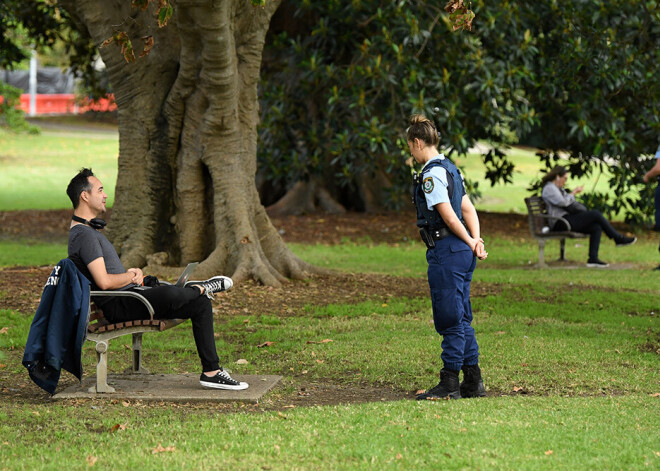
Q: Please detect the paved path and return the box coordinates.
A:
[53,374,281,403]
[27,119,118,139]
[539,261,636,270]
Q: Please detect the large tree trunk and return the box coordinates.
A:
[61,0,316,286]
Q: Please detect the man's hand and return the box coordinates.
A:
[88,257,141,290]
[643,159,660,183]
[127,268,144,285]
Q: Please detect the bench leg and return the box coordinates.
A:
[89,340,116,393]
[559,238,566,261]
[126,333,150,374]
[537,240,547,267]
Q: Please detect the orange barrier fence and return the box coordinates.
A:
[0,94,116,114]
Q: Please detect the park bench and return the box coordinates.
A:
[524,196,587,267]
[86,290,185,393]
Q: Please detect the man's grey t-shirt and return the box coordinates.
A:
[68,224,135,296]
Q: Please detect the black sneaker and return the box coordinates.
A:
[185,276,233,299]
[586,259,609,268]
[200,368,248,390]
[416,369,461,400]
[615,236,637,247]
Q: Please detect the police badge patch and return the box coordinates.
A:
[422,176,434,193]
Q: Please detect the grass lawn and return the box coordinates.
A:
[0,122,658,469]
[455,147,626,216]
[0,241,68,267]
[1,241,659,469]
[0,397,656,469]
[0,126,118,210]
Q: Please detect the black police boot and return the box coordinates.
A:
[459,364,486,398]
[416,368,461,400]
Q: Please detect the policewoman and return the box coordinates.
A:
[407,114,488,400]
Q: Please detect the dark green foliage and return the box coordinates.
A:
[0,1,108,104]
[0,81,39,134]
[0,1,109,133]
[0,0,58,133]
[259,0,530,209]
[520,0,660,226]
[526,0,658,157]
[3,0,658,221]
[0,0,62,68]
[259,0,659,222]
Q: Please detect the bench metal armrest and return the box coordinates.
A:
[534,214,572,232]
[90,290,155,320]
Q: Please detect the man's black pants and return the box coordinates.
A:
[96,285,220,372]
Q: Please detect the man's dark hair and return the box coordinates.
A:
[66,168,95,209]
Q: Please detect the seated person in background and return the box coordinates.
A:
[66,168,247,390]
[541,165,636,268]
[642,144,660,232]
[642,144,660,270]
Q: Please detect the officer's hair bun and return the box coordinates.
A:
[409,114,432,126]
[407,114,440,147]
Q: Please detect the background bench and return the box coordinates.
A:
[87,290,184,393]
[524,196,587,267]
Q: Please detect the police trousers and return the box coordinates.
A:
[426,235,479,371]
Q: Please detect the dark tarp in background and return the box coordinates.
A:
[0,67,75,94]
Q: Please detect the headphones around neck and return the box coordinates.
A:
[72,215,107,230]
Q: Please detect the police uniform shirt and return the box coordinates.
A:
[421,155,451,210]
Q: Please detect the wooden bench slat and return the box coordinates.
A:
[88,316,177,333]
[86,290,187,393]
[524,196,587,266]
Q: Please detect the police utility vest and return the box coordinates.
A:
[413,157,465,231]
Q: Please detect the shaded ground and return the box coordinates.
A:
[0,209,516,407]
[0,208,629,408]
[0,265,501,318]
[0,263,502,408]
[0,208,523,319]
[0,208,531,244]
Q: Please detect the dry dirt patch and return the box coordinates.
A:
[1,208,513,407]
[0,209,531,244]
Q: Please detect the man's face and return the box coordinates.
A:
[83,176,107,215]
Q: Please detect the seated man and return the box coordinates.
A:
[66,168,247,390]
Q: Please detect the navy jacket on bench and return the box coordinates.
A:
[22,258,90,395]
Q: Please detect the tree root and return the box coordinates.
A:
[267,180,346,217]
